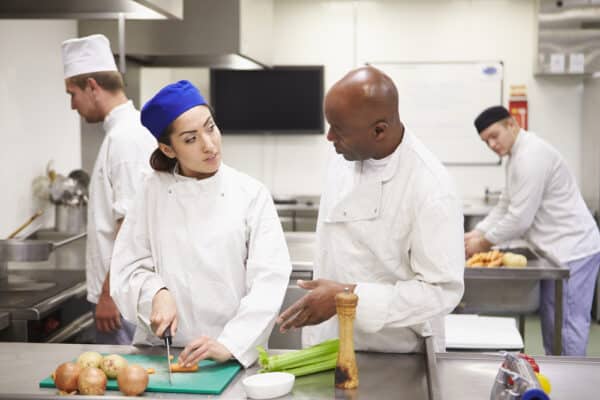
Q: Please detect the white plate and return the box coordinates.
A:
[242,372,295,399]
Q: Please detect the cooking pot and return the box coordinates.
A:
[0,232,86,263]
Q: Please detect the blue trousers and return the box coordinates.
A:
[91,303,136,345]
[540,251,600,356]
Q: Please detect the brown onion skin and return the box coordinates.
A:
[54,362,81,392]
[117,365,149,396]
[78,367,107,395]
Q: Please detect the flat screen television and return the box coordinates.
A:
[210,66,324,134]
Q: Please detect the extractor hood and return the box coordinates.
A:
[537,0,600,74]
[0,0,182,20]
[78,0,273,69]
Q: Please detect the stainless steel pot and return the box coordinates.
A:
[55,204,87,234]
[0,232,86,262]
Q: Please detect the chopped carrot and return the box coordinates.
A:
[169,355,174,361]
[146,368,155,374]
[169,363,199,373]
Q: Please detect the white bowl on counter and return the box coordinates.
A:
[242,372,295,399]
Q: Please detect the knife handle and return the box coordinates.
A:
[163,324,172,345]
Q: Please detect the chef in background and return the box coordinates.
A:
[464,105,600,356]
[61,34,156,344]
[110,81,291,368]
[277,66,465,352]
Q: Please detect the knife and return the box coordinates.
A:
[163,324,173,385]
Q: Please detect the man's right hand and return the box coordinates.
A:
[151,288,178,338]
[95,291,122,333]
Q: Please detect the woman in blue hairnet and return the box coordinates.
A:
[110,80,291,368]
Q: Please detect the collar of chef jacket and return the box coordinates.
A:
[326,130,410,223]
[509,128,527,158]
[169,162,226,199]
[102,100,136,133]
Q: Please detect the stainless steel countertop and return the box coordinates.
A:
[438,352,600,400]
[0,342,428,399]
[0,342,598,399]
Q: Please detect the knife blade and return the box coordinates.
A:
[163,325,173,385]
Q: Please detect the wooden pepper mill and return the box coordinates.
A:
[335,288,359,389]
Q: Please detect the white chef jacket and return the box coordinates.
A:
[110,164,292,368]
[476,129,600,263]
[86,100,156,304]
[303,130,465,353]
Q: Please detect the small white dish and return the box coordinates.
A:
[242,372,295,399]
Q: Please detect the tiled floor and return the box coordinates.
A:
[523,315,600,357]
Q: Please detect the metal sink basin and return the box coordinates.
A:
[460,247,543,314]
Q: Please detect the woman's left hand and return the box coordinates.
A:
[178,336,233,367]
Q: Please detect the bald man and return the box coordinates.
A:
[277,66,465,352]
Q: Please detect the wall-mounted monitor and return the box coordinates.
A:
[210,66,324,134]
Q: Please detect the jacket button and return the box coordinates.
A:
[343,211,347,216]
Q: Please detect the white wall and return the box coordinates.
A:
[138,0,586,200]
[0,20,80,238]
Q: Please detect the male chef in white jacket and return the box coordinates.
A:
[277,66,465,352]
[465,105,600,356]
[61,34,156,344]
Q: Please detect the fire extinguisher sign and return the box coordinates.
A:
[509,85,528,130]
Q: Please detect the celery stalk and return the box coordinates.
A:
[265,352,337,372]
[260,339,339,371]
[280,354,338,377]
[257,339,339,376]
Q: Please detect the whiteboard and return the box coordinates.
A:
[369,62,503,165]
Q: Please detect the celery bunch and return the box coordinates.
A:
[257,339,339,377]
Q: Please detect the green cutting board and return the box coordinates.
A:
[39,354,241,395]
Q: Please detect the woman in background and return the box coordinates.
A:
[110,80,291,368]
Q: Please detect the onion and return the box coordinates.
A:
[100,354,128,379]
[77,367,107,395]
[54,362,81,392]
[77,351,103,369]
[117,364,149,396]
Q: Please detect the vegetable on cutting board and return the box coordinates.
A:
[257,338,339,377]
[169,363,200,373]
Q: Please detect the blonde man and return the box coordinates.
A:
[61,34,156,344]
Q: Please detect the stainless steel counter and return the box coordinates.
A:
[0,342,598,399]
[438,352,600,400]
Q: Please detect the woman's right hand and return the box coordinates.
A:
[151,288,178,338]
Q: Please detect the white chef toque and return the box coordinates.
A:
[61,34,118,79]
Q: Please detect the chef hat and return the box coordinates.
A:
[141,80,208,140]
[61,34,118,79]
[474,105,511,134]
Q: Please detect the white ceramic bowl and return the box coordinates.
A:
[242,372,295,399]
